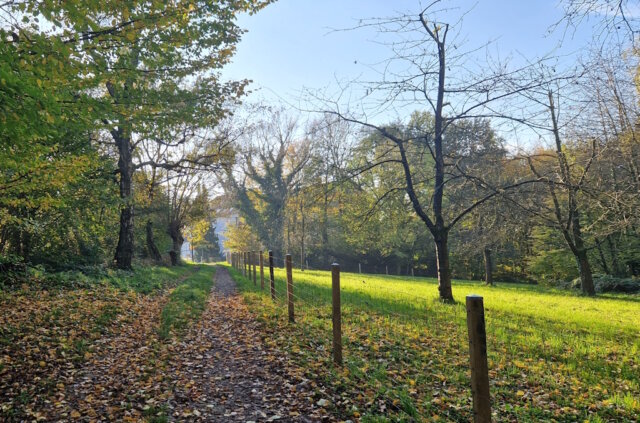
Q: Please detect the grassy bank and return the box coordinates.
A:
[158,265,216,339]
[1,264,197,294]
[228,263,639,422]
[0,263,214,420]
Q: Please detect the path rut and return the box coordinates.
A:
[165,266,333,422]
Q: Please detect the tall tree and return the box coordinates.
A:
[224,107,310,260]
[166,173,212,266]
[514,65,603,295]
[315,4,551,301]
[10,0,271,269]
[0,21,117,266]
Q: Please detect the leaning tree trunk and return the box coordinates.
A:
[483,246,494,286]
[113,128,134,270]
[145,220,163,263]
[434,230,454,302]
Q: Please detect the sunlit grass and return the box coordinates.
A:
[158,265,215,339]
[228,263,640,422]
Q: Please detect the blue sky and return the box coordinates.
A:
[222,0,595,109]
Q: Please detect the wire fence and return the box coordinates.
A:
[226,248,493,422]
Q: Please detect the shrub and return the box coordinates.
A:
[594,275,640,294]
[567,274,640,294]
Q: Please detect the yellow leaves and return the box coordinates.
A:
[70,410,81,418]
[38,360,46,368]
[513,359,527,369]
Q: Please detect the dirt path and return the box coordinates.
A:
[164,267,333,422]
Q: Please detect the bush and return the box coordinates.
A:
[568,274,640,294]
[0,255,28,287]
[594,275,640,294]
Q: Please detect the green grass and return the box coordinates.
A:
[103,265,197,294]
[157,264,216,339]
[228,263,640,422]
[4,263,200,294]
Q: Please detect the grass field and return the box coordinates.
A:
[228,263,640,422]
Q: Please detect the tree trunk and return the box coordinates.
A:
[18,229,31,263]
[483,246,494,286]
[146,220,163,263]
[576,249,596,296]
[594,238,611,275]
[321,182,329,262]
[168,220,184,266]
[113,128,135,270]
[606,235,623,276]
[434,231,454,302]
[272,213,285,265]
[300,201,305,271]
[571,212,596,296]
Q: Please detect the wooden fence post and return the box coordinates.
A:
[466,295,491,423]
[252,251,257,286]
[269,250,275,301]
[358,262,361,274]
[243,252,247,276]
[331,263,342,366]
[259,250,265,290]
[286,254,294,323]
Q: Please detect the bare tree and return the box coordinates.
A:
[311,3,550,302]
[556,0,639,46]
[522,86,598,295]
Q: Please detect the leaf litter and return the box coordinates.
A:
[0,267,338,422]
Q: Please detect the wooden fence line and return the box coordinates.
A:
[227,248,492,421]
